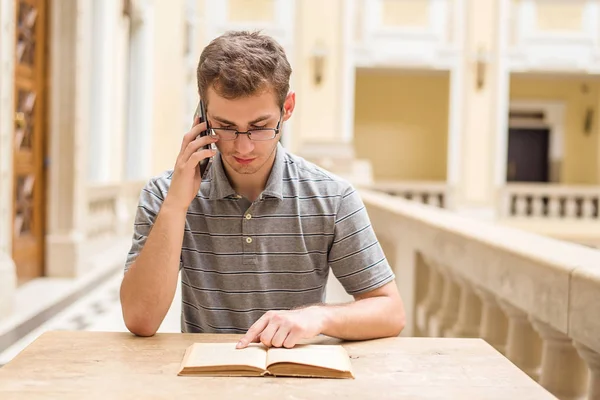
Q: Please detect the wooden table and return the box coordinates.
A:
[0,331,555,399]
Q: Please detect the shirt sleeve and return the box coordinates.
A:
[124,178,166,273]
[328,184,395,295]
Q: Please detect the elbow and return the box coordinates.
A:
[123,314,158,337]
[121,296,158,338]
[385,297,406,337]
[390,310,406,337]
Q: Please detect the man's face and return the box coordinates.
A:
[205,87,294,176]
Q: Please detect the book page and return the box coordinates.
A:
[266,344,352,372]
[183,343,268,371]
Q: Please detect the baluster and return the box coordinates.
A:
[574,342,600,400]
[429,269,460,337]
[531,320,588,399]
[565,197,578,219]
[548,197,561,218]
[582,197,595,219]
[449,277,482,338]
[475,288,508,354]
[415,262,443,337]
[515,196,528,217]
[499,301,542,380]
[531,196,544,218]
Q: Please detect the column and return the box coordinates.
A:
[45,0,92,277]
[532,320,588,400]
[449,277,482,338]
[450,0,509,219]
[475,287,508,354]
[574,342,600,400]
[499,300,542,380]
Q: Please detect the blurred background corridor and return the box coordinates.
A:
[1,0,600,398]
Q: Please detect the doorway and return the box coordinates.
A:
[12,0,49,283]
[506,127,550,182]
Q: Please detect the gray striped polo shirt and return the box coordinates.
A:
[125,143,395,334]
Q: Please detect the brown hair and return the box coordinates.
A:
[197,30,292,108]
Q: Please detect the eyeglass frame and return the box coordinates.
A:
[206,110,284,141]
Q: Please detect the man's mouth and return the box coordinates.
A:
[233,156,255,165]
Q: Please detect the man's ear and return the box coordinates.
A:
[282,91,295,122]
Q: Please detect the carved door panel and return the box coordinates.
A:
[12,0,48,283]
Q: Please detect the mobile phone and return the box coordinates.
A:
[194,100,213,178]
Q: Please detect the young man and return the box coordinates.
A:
[120,31,405,349]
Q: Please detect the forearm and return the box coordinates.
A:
[316,295,405,341]
[120,202,187,336]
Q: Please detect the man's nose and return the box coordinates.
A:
[234,133,255,154]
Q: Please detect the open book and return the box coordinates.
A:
[178,342,354,379]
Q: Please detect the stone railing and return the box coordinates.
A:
[86,184,122,240]
[364,180,447,208]
[86,181,146,240]
[359,189,600,400]
[501,184,600,220]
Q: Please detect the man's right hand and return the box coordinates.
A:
[164,118,218,211]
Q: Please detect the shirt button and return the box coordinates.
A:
[246,237,253,244]
[245,214,252,220]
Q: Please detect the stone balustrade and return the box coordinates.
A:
[86,181,146,240]
[364,180,447,208]
[359,189,600,400]
[501,183,600,220]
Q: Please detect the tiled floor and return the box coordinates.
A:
[0,271,182,365]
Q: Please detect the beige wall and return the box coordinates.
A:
[510,76,600,184]
[151,0,187,175]
[353,70,449,181]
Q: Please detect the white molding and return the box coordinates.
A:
[494,0,511,189]
[125,0,154,180]
[356,0,455,70]
[510,0,600,72]
[446,0,465,191]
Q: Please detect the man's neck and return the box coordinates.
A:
[223,154,276,202]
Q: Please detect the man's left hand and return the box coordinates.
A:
[236,307,327,349]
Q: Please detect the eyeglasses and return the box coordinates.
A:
[208,112,283,141]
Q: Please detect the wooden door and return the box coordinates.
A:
[507,127,550,183]
[12,0,48,283]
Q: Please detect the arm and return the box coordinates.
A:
[120,121,217,336]
[317,280,405,340]
[236,281,405,348]
[119,202,188,337]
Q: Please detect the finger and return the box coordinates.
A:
[282,328,302,349]
[181,133,218,164]
[237,315,271,349]
[179,122,208,154]
[270,324,291,348]
[259,322,280,348]
[186,148,217,169]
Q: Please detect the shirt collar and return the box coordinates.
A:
[208,143,285,201]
